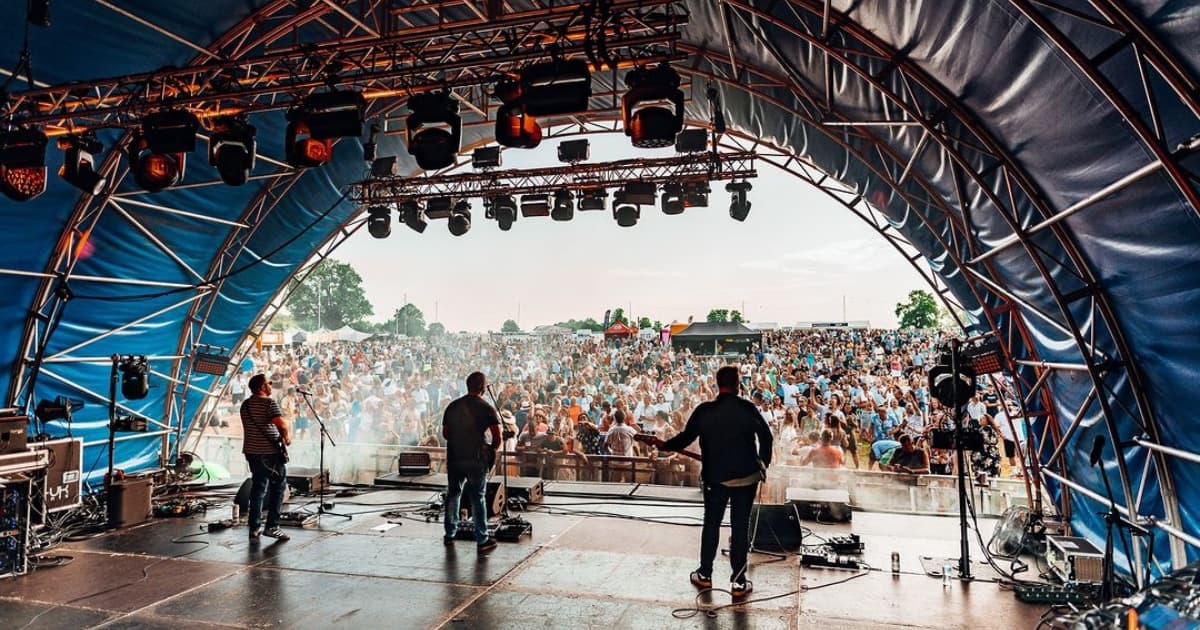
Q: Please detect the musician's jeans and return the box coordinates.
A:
[246,453,287,532]
[445,463,489,544]
[700,481,757,583]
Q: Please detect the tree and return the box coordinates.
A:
[554,318,603,331]
[501,319,521,333]
[610,307,628,325]
[895,289,940,329]
[427,322,446,337]
[730,310,744,324]
[637,316,653,329]
[653,320,663,331]
[706,308,730,323]
[286,260,373,330]
[386,303,426,337]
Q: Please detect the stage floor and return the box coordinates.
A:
[0,487,1048,629]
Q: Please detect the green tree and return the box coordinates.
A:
[637,316,653,329]
[706,308,730,323]
[501,319,521,333]
[610,308,628,325]
[730,310,744,324]
[286,260,373,330]
[653,320,663,330]
[427,322,446,337]
[386,303,426,337]
[555,318,603,331]
[895,289,940,329]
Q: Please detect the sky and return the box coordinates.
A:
[330,135,930,332]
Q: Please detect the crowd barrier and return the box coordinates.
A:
[194,435,1036,517]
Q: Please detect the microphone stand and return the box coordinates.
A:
[1092,436,1148,600]
[298,389,351,522]
[486,385,527,531]
[951,340,973,581]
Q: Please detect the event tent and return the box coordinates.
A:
[0,0,1197,575]
[670,322,763,356]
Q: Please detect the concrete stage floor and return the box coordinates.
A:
[0,486,1048,629]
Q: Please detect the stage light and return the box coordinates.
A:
[520,193,550,218]
[613,194,640,228]
[520,59,592,116]
[284,121,332,168]
[58,134,106,195]
[406,91,462,171]
[489,195,517,231]
[208,117,256,186]
[552,189,574,221]
[623,64,684,149]
[557,139,590,164]
[127,110,198,192]
[401,200,428,233]
[448,200,471,236]
[727,181,752,222]
[119,355,150,400]
[578,187,607,211]
[683,181,710,208]
[960,336,1005,375]
[622,181,656,205]
[472,146,501,169]
[35,396,83,423]
[27,0,51,27]
[661,183,684,215]
[0,127,48,202]
[495,102,541,149]
[675,128,708,153]
[366,205,391,239]
[425,197,454,220]
[370,156,397,177]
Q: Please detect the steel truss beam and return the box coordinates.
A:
[352,152,757,205]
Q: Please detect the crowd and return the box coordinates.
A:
[206,327,1028,482]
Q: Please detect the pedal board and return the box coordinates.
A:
[454,521,499,541]
[827,534,864,554]
[801,552,862,570]
[495,518,533,542]
[278,511,318,528]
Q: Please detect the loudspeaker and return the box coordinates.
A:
[787,488,853,523]
[504,476,544,506]
[0,415,28,454]
[462,480,507,518]
[107,478,152,528]
[750,504,804,551]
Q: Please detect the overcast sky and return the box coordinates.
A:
[331,135,929,332]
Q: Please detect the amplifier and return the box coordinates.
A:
[107,477,153,528]
[287,467,329,494]
[395,451,432,476]
[503,477,544,507]
[787,487,853,522]
[1046,535,1104,584]
[0,479,31,578]
[0,415,28,454]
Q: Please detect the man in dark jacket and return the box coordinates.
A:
[442,371,502,553]
[651,366,772,598]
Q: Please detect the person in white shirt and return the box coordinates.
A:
[603,410,637,457]
[994,407,1021,471]
[966,396,986,422]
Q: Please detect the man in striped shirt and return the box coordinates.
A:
[240,374,291,542]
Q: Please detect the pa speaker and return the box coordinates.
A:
[750,504,804,551]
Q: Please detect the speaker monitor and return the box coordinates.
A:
[750,504,804,551]
[461,479,507,518]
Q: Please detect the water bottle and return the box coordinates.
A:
[890,551,900,575]
[942,559,953,586]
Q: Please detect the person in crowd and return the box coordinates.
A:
[797,429,844,469]
[883,434,930,475]
[604,409,636,457]
[971,413,1002,483]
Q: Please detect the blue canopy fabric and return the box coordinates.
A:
[0,1,1197,574]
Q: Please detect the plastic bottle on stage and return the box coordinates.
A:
[942,560,953,586]
[891,551,900,575]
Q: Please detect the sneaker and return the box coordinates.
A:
[443,535,455,546]
[731,580,753,598]
[690,570,713,589]
[477,538,498,553]
[262,528,291,541]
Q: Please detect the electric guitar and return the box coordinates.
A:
[634,433,766,481]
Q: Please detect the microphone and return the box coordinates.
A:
[296,387,313,396]
[1089,434,1105,467]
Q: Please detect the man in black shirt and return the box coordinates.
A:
[442,371,501,553]
[650,366,772,598]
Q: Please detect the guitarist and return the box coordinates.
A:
[645,366,772,598]
[441,371,501,553]
[240,374,291,543]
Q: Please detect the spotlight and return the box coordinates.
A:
[0,127,48,202]
[726,181,752,221]
[370,156,397,177]
[119,355,150,400]
[27,0,50,27]
[448,200,471,236]
[406,91,462,170]
[58,134,106,195]
[472,146,502,169]
[578,187,608,211]
[552,190,574,221]
[284,121,332,168]
[675,128,708,153]
[425,197,454,220]
[557,139,590,164]
[495,102,541,149]
[683,181,710,208]
[489,195,517,231]
[520,59,592,116]
[35,396,83,423]
[622,181,656,205]
[519,193,549,218]
[208,117,256,186]
[623,64,684,148]
[366,205,391,239]
[660,183,684,215]
[613,193,640,228]
[129,110,198,192]
[401,200,428,233]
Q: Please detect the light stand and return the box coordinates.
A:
[106,354,119,500]
[298,389,351,522]
[1091,435,1148,600]
[950,340,973,582]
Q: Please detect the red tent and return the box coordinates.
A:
[604,321,634,338]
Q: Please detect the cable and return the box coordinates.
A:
[670,568,871,620]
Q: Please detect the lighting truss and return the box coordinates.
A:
[351,151,757,205]
[3,0,685,132]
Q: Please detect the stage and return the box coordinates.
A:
[0,486,1048,629]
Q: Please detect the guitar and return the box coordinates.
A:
[277,435,290,463]
[634,433,766,482]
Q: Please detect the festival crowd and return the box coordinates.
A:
[207,328,1028,482]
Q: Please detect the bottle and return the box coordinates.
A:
[231,502,240,523]
[891,551,900,575]
[942,559,953,586]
